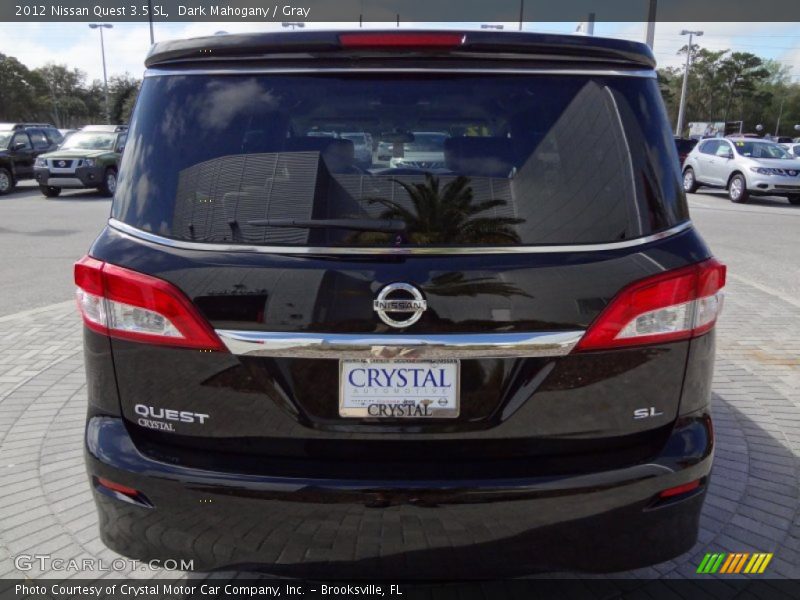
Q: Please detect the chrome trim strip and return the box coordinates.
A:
[108,218,693,256]
[215,330,584,359]
[144,67,656,78]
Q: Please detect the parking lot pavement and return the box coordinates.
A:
[0,192,799,582]
[0,181,112,317]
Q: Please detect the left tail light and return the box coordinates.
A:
[74,255,225,351]
[575,258,726,351]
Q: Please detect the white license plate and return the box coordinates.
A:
[339,359,459,418]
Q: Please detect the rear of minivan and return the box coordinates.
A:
[77,31,724,577]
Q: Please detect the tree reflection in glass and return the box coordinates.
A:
[351,174,523,245]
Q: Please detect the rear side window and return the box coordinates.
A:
[28,129,50,149]
[698,140,720,155]
[114,73,687,247]
[11,132,32,150]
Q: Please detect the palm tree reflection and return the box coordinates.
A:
[426,271,532,300]
[351,174,523,245]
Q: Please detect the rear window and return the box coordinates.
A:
[113,73,687,247]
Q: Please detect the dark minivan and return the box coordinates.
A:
[77,31,725,577]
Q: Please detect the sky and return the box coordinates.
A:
[0,20,798,83]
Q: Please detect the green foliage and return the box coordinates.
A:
[660,45,799,136]
[0,52,140,127]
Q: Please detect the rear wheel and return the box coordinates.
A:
[728,174,749,203]
[682,167,698,193]
[39,185,61,198]
[788,196,800,206]
[99,168,117,197]
[0,167,15,195]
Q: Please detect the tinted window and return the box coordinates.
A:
[45,128,63,144]
[114,74,687,247]
[11,132,31,150]
[699,140,720,155]
[714,142,733,157]
[28,129,50,149]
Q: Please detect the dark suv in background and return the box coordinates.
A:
[0,123,62,194]
[76,30,725,577]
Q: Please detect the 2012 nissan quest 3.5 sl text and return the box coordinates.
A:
[75,31,726,577]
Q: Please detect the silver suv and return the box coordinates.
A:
[683,137,800,205]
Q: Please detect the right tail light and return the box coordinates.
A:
[575,258,726,351]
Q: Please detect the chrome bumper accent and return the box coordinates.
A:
[216,330,584,359]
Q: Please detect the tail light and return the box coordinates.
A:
[74,255,225,351]
[575,258,726,351]
[339,33,465,49]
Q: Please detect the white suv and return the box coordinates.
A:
[683,138,800,204]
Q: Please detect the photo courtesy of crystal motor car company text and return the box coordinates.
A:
[2,1,800,594]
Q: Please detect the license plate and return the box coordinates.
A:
[339,359,459,418]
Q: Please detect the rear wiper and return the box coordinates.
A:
[247,218,406,233]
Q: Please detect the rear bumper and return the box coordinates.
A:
[85,413,713,577]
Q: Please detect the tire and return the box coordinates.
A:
[39,185,61,198]
[682,167,698,193]
[99,168,117,197]
[788,196,800,206]
[0,167,15,195]
[728,173,749,203]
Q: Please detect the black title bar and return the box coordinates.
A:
[3,0,800,22]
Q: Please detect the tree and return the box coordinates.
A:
[106,74,141,124]
[0,53,40,121]
[718,52,770,123]
[33,64,94,127]
[658,45,795,136]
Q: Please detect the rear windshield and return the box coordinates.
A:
[113,73,687,247]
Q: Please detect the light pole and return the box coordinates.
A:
[675,29,703,137]
[89,23,113,124]
[147,0,154,44]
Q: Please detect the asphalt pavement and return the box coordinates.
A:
[0,181,111,316]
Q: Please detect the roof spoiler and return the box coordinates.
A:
[145,30,656,70]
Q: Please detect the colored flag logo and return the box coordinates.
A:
[697,552,773,574]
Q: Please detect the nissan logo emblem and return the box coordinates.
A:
[373,283,427,329]
[58,160,66,167]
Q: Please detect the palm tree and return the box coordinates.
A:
[352,174,523,245]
